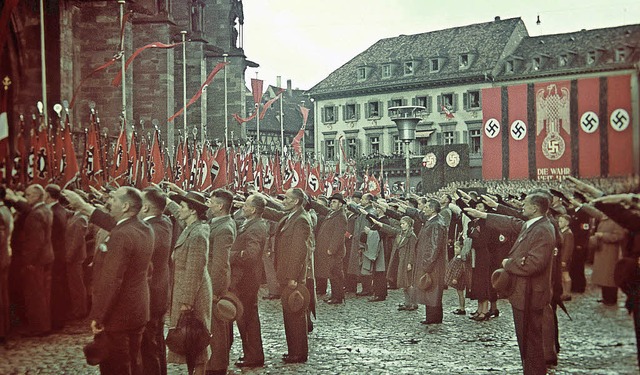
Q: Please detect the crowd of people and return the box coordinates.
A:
[0,174,638,375]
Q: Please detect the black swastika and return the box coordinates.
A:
[512,122,525,139]
[486,120,499,137]
[611,111,628,130]
[582,113,598,131]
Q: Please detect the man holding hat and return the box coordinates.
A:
[315,193,348,304]
[465,192,556,375]
[229,194,269,368]
[274,188,313,363]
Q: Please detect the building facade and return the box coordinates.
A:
[307,17,640,193]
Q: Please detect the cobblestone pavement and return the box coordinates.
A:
[1,272,637,374]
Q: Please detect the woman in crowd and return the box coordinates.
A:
[592,213,628,306]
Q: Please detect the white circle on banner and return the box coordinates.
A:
[510,120,527,141]
[580,111,599,133]
[446,151,460,168]
[610,108,630,132]
[423,153,436,169]
[484,118,500,139]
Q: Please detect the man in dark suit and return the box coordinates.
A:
[230,194,269,368]
[316,193,348,304]
[63,187,155,375]
[44,184,70,330]
[65,209,89,320]
[274,188,312,364]
[6,184,54,337]
[205,189,236,375]
[466,192,556,375]
[139,187,173,375]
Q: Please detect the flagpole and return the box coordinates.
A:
[181,31,187,133]
[255,72,260,160]
[223,53,228,148]
[277,76,283,154]
[39,0,48,129]
[118,0,126,126]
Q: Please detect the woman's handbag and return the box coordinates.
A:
[165,308,211,357]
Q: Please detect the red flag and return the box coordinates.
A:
[262,156,275,194]
[508,84,529,180]
[112,42,183,86]
[254,157,263,192]
[251,78,264,107]
[534,81,571,180]
[186,142,199,189]
[272,153,282,195]
[111,126,129,184]
[0,0,19,53]
[12,117,25,186]
[174,140,185,188]
[210,147,228,190]
[82,124,103,189]
[481,87,503,180]
[168,62,229,122]
[367,173,381,196]
[56,123,79,188]
[577,78,601,177]
[232,112,256,124]
[259,88,285,120]
[138,137,149,189]
[293,161,303,189]
[148,130,164,184]
[127,133,138,186]
[196,144,212,191]
[607,75,633,176]
[441,105,455,119]
[306,164,322,197]
[243,152,254,188]
[282,158,294,190]
[291,127,305,157]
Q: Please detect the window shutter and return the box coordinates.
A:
[321,140,325,158]
[379,101,383,117]
[478,90,482,108]
[321,107,326,122]
[454,131,460,144]
[437,95,442,112]
[356,104,361,120]
[453,93,459,111]
[426,96,432,113]
[411,97,416,105]
[463,130,468,143]
[463,92,469,110]
[333,106,338,122]
[402,98,408,106]
[356,139,362,158]
[436,132,443,145]
[341,105,345,121]
[365,103,370,118]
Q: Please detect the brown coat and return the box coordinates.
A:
[274,208,312,284]
[592,218,627,287]
[314,208,347,279]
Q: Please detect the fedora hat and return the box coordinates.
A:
[83,332,110,366]
[329,192,346,205]
[491,268,513,296]
[281,283,310,314]
[417,272,433,291]
[170,191,208,213]
[213,291,244,322]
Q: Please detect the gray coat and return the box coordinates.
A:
[413,213,447,307]
[168,221,212,365]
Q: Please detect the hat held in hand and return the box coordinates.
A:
[417,272,433,291]
[281,283,310,313]
[213,291,244,322]
[491,268,513,296]
[83,332,109,366]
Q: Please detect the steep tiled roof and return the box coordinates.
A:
[245,85,315,134]
[307,17,526,97]
[497,24,640,80]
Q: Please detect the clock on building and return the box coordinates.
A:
[446,151,460,168]
[422,153,437,169]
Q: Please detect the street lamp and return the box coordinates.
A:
[389,105,425,196]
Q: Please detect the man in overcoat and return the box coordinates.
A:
[315,193,348,304]
[205,189,237,375]
[466,193,556,375]
[274,188,312,363]
[230,194,269,368]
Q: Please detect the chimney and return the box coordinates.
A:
[494,16,501,22]
[287,79,292,96]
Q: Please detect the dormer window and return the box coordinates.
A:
[587,51,597,65]
[615,48,626,62]
[506,60,514,73]
[357,67,366,80]
[459,54,469,69]
[430,59,440,72]
[559,54,568,67]
[532,57,541,71]
[403,61,414,75]
[382,64,391,78]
